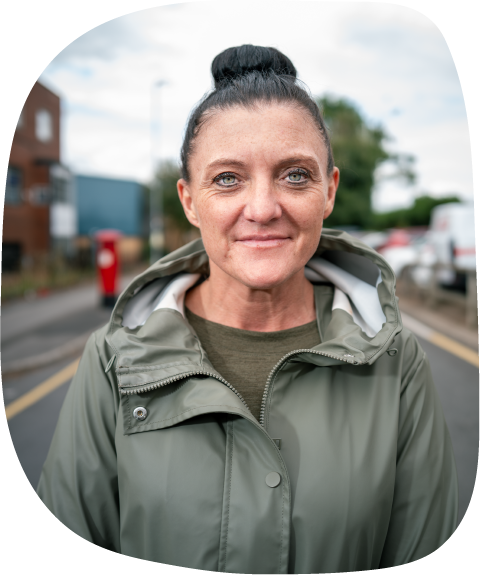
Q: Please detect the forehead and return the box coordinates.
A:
[191,103,327,172]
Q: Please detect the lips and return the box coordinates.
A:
[236,235,290,247]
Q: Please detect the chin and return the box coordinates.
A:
[232,262,296,291]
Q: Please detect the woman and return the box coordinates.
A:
[38,45,458,573]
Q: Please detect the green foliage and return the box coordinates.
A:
[371,195,461,230]
[150,97,419,233]
[149,160,193,232]
[318,96,416,229]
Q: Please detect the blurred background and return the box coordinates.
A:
[2,1,477,526]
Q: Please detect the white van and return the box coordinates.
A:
[429,202,476,271]
[411,202,477,291]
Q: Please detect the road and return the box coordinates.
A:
[415,334,478,524]
[1,287,478,527]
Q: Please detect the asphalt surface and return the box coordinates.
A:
[1,281,99,342]
[415,335,478,524]
[5,357,77,487]
[1,284,478,527]
[2,306,112,363]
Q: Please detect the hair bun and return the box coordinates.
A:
[211,45,297,88]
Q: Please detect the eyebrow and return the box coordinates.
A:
[206,158,247,171]
[205,155,320,172]
[275,156,320,169]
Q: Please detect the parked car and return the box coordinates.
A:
[410,202,475,292]
[359,231,390,252]
[377,229,426,278]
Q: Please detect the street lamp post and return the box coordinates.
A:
[150,80,167,264]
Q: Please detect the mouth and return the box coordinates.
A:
[236,235,290,248]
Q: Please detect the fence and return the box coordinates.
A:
[400,264,477,329]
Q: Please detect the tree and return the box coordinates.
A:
[149,97,418,239]
[149,160,192,231]
[148,160,200,254]
[371,195,461,230]
[318,96,416,229]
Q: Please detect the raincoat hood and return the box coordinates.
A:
[106,229,403,395]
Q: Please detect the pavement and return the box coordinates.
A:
[396,282,478,351]
[2,270,476,374]
[1,273,138,375]
[1,281,100,342]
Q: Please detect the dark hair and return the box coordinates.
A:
[180,45,334,181]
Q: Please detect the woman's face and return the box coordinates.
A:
[178,104,339,290]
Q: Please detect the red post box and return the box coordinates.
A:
[95,229,123,307]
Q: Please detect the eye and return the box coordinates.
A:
[214,172,237,186]
[288,173,303,182]
[286,169,309,183]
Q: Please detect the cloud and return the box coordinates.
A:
[61,110,150,180]
[51,14,151,64]
[38,1,472,210]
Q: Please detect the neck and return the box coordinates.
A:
[185,261,316,332]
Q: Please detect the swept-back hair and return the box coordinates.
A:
[180,44,334,181]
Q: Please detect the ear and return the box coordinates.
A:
[177,179,201,228]
[323,167,340,220]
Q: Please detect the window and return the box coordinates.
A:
[28,185,51,205]
[35,108,53,142]
[50,176,68,203]
[50,164,73,204]
[5,166,22,204]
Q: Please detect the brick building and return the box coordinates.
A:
[3,81,75,272]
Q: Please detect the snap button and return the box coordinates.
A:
[133,406,148,421]
[265,472,281,488]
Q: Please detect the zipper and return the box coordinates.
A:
[118,350,360,426]
[259,349,360,427]
[119,369,251,412]
[105,354,117,373]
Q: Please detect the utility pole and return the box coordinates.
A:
[150,80,167,264]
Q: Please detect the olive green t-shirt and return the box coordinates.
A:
[185,307,321,420]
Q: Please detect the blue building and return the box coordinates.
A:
[75,175,145,237]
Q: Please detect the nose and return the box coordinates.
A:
[243,182,282,224]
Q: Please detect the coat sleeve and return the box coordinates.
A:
[379,334,458,567]
[37,329,120,552]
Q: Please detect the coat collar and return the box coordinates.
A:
[105,230,402,401]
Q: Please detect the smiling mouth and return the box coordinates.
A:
[236,236,290,248]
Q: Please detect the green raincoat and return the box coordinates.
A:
[37,229,458,573]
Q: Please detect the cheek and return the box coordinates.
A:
[291,194,326,232]
[195,197,239,242]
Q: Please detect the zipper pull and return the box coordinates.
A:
[105,354,117,373]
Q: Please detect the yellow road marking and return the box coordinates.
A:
[429,333,479,367]
[401,312,479,367]
[5,358,80,421]
[3,315,478,423]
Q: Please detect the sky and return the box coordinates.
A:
[1,3,479,575]
[35,1,473,212]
